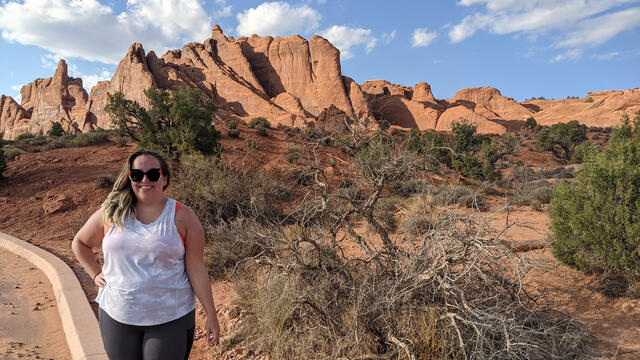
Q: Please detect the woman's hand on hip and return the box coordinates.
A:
[94,271,106,288]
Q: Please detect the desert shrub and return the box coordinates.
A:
[16,133,36,141]
[500,132,520,156]
[397,194,439,235]
[65,132,110,148]
[499,166,541,190]
[524,116,538,130]
[540,166,575,179]
[570,142,599,164]
[584,97,594,103]
[172,153,289,227]
[388,178,434,197]
[589,126,604,132]
[284,144,302,164]
[372,196,401,232]
[205,218,277,279]
[511,181,554,211]
[227,128,240,138]
[304,125,329,142]
[245,138,258,150]
[551,135,640,278]
[225,118,239,129]
[289,169,313,186]
[609,111,640,144]
[105,87,221,160]
[536,120,588,160]
[255,124,268,136]
[0,147,6,178]
[249,116,271,129]
[2,145,27,160]
[48,122,65,137]
[449,120,505,181]
[96,174,114,189]
[434,184,483,208]
[378,119,390,131]
[405,129,450,168]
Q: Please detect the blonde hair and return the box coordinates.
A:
[101,150,171,229]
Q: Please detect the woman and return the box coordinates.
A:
[72,149,220,359]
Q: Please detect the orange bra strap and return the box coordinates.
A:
[175,201,186,247]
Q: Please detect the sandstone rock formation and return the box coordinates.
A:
[1,60,89,139]
[1,25,639,139]
[524,89,640,127]
[361,81,522,134]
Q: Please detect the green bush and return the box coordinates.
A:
[535,120,587,160]
[16,133,36,141]
[570,142,599,164]
[227,128,240,138]
[2,145,27,160]
[48,122,65,137]
[249,117,271,129]
[284,144,302,164]
[405,129,450,167]
[65,132,110,148]
[255,124,268,136]
[551,135,640,278]
[584,97,594,103]
[105,87,222,160]
[524,116,538,130]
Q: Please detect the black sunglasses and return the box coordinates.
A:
[129,168,163,182]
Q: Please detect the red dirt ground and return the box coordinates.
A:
[0,126,638,359]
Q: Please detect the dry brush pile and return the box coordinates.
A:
[174,120,596,359]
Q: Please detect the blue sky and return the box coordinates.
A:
[1,0,639,103]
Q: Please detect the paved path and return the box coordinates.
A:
[0,232,107,360]
[0,248,71,359]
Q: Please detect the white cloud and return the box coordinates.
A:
[450,1,640,42]
[0,0,212,65]
[592,51,621,60]
[213,0,232,18]
[411,27,437,47]
[236,2,321,36]
[10,84,21,103]
[556,7,640,48]
[550,48,583,63]
[450,1,640,62]
[320,25,377,59]
[382,30,396,45]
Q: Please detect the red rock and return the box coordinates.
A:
[436,105,506,134]
[316,105,349,133]
[453,87,532,120]
[88,43,157,129]
[0,95,30,139]
[42,192,75,214]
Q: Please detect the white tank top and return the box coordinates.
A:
[96,197,196,326]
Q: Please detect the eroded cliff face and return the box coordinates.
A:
[1,60,90,139]
[2,25,639,139]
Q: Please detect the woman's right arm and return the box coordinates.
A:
[71,209,106,287]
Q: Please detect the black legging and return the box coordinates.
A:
[99,308,195,360]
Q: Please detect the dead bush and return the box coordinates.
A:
[228,211,595,360]
[95,174,114,189]
[433,184,484,209]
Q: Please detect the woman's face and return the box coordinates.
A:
[130,155,167,203]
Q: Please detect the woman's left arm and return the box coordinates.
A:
[180,204,220,345]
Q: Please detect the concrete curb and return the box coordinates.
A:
[0,232,107,360]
